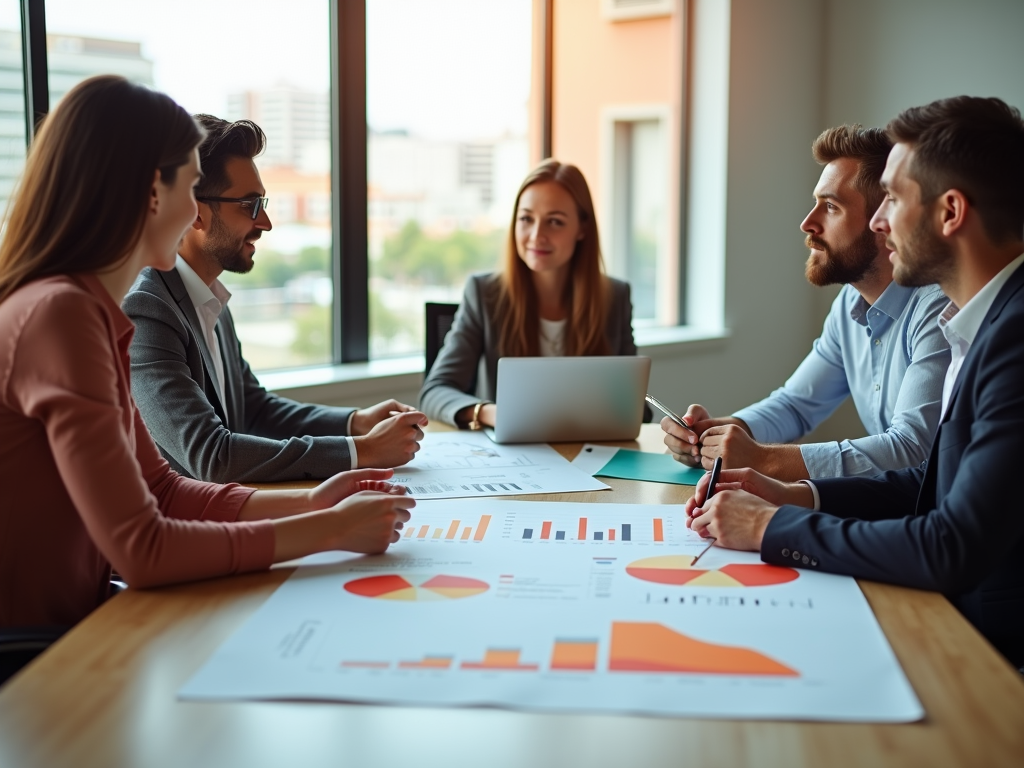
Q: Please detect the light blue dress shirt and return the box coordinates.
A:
[732,281,951,479]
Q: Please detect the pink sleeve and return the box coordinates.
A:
[8,291,275,588]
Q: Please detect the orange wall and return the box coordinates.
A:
[551,0,676,205]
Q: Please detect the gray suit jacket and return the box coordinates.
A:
[420,272,640,425]
[123,266,356,483]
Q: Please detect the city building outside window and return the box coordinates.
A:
[42,0,333,372]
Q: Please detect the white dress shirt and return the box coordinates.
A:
[175,256,360,468]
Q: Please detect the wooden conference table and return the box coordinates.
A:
[1,425,1023,768]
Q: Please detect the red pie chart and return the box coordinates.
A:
[344,574,489,601]
[626,555,799,587]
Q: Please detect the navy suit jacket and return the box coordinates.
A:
[762,262,1024,666]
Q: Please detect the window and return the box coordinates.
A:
[603,108,672,325]
[553,0,685,326]
[365,0,533,358]
[44,0,333,372]
[0,3,27,216]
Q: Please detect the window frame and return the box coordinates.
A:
[20,0,689,367]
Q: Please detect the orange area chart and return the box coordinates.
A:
[609,622,798,676]
[343,574,489,601]
[626,555,799,587]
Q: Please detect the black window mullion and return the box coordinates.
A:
[330,0,369,363]
[20,0,49,144]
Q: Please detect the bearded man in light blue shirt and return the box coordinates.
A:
[663,125,950,480]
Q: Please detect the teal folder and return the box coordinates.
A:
[594,449,707,486]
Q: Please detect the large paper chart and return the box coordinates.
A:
[392,432,609,499]
[181,499,923,722]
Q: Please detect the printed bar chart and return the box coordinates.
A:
[514,517,662,544]
[401,515,492,543]
[550,639,598,671]
[460,648,539,671]
[609,622,798,676]
[398,655,453,670]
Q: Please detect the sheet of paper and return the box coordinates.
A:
[571,444,707,485]
[392,431,609,499]
[181,499,923,723]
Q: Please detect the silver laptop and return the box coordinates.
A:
[488,356,651,443]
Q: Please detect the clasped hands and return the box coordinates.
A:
[683,465,815,552]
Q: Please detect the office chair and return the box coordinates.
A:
[424,302,459,377]
[0,626,68,686]
[0,580,125,687]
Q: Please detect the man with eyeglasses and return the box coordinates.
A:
[123,115,427,483]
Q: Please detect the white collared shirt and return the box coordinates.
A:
[176,255,230,410]
[937,252,1024,419]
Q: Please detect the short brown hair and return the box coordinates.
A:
[887,96,1024,243]
[192,114,266,198]
[0,76,203,303]
[812,125,892,214]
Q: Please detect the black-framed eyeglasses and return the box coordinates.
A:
[196,195,269,221]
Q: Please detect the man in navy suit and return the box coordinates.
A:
[685,96,1024,667]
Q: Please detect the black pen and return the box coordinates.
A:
[690,456,722,566]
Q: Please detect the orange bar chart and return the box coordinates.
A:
[578,517,588,540]
[609,622,798,676]
[403,527,414,538]
[461,648,539,671]
[550,639,598,671]
[461,527,472,540]
[653,518,664,542]
[473,515,491,541]
[540,521,552,540]
[446,520,461,539]
[398,655,453,670]
[417,525,429,539]
[608,528,616,541]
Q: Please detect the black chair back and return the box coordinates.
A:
[0,626,68,686]
[425,302,459,377]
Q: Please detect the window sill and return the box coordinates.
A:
[259,326,731,401]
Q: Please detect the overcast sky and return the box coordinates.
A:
[0,0,531,140]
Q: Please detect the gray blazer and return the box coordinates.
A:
[419,272,640,425]
[123,266,356,483]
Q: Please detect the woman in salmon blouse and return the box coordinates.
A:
[0,76,414,629]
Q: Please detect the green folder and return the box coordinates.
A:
[594,448,707,486]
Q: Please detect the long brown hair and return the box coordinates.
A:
[0,76,204,303]
[495,159,610,357]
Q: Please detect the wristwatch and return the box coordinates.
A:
[468,401,488,431]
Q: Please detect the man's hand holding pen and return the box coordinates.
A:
[684,467,815,551]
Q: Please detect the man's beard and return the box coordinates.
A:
[205,212,259,275]
[804,227,879,286]
[891,214,955,288]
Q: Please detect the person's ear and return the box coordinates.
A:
[192,209,206,231]
[939,189,969,237]
[149,169,161,216]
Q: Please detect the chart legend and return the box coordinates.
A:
[626,555,799,587]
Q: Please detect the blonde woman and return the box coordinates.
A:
[420,159,639,428]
